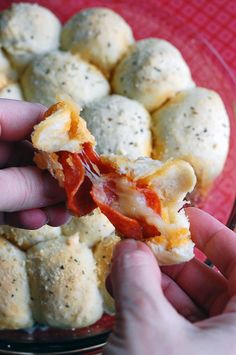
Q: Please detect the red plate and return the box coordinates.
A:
[0,0,235,354]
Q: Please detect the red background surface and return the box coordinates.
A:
[158,0,236,82]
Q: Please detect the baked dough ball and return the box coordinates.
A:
[152,87,230,191]
[32,101,196,265]
[0,224,62,250]
[61,208,115,247]
[21,50,110,107]
[81,95,151,158]
[112,38,195,112]
[100,155,196,265]
[0,237,33,329]
[0,3,61,72]
[27,235,103,328]
[94,235,120,314]
[0,82,23,100]
[0,49,17,88]
[61,7,134,77]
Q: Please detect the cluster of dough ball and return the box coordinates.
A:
[0,2,229,191]
[0,2,230,330]
[0,208,118,329]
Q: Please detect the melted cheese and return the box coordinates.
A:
[113,177,190,248]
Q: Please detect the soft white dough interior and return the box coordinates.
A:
[32,108,80,153]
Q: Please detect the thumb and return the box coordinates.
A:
[105,240,183,355]
[110,239,178,327]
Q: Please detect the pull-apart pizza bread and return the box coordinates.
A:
[32,101,196,265]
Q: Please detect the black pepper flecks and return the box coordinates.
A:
[190,106,198,115]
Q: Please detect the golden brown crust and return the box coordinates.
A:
[27,235,103,328]
[32,100,95,154]
[61,208,115,247]
[94,235,120,314]
[0,224,62,250]
[0,237,33,329]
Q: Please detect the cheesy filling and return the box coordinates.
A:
[116,177,189,242]
[91,173,190,249]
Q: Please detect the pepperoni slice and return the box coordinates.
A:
[91,175,143,239]
[91,175,160,239]
[59,144,161,239]
[58,151,96,216]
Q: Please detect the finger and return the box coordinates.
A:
[0,141,13,167]
[3,209,48,229]
[6,140,35,167]
[0,166,65,212]
[43,203,72,227]
[0,140,35,168]
[161,273,207,322]
[107,261,206,322]
[110,240,182,328]
[187,207,236,279]
[162,257,228,316]
[0,99,46,141]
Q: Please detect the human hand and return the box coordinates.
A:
[104,207,236,355]
[0,99,70,229]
